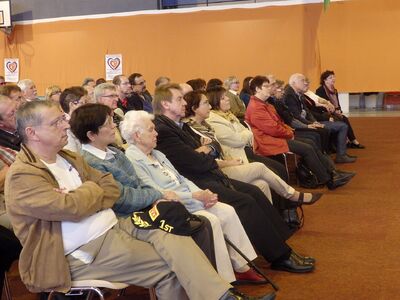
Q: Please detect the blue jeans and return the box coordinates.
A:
[320,121,348,156]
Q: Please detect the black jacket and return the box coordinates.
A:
[154,115,227,184]
[0,129,21,151]
[302,94,331,122]
[316,85,341,111]
[283,85,316,125]
[126,93,144,111]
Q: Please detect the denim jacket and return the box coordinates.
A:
[125,145,205,213]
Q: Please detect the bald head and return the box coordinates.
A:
[289,73,307,93]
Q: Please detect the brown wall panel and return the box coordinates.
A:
[1,0,399,94]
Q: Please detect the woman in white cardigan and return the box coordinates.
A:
[183,89,322,207]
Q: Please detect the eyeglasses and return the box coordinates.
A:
[50,91,61,97]
[72,99,85,105]
[134,80,146,86]
[101,94,119,99]
[46,114,68,128]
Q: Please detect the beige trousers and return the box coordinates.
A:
[195,202,257,283]
[222,161,295,202]
[68,217,231,300]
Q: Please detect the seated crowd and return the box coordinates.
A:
[0,70,364,300]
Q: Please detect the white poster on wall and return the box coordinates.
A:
[4,58,19,82]
[105,54,122,81]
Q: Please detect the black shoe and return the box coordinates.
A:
[291,250,316,264]
[332,170,355,181]
[348,142,365,149]
[222,288,276,300]
[298,192,323,206]
[327,173,351,190]
[336,169,356,179]
[335,154,357,164]
[271,253,315,273]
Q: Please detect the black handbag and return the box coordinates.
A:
[296,161,319,189]
[281,206,304,230]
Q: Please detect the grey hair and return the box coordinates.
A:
[82,77,95,87]
[223,76,239,90]
[94,83,116,102]
[120,110,154,145]
[155,76,171,88]
[16,100,59,143]
[288,73,305,86]
[17,79,34,91]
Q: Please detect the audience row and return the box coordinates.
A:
[0,70,364,300]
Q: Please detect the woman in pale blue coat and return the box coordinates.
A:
[121,110,265,285]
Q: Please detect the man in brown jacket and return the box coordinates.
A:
[5,101,273,300]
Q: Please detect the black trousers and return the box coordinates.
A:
[191,216,217,270]
[193,177,292,262]
[296,137,335,173]
[295,127,331,154]
[0,226,22,299]
[287,139,331,184]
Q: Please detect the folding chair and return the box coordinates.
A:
[47,280,157,300]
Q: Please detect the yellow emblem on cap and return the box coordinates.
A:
[149,205,160,221]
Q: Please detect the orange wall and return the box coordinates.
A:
[1,0,400,94]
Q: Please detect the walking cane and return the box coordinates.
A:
[224,235,279,291]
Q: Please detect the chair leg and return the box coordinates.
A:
[149,287,157,300]
[118,288,126,296]
[4,272,12,300]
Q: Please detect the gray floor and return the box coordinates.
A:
[348,108,400,117]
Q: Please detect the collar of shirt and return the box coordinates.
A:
[175,121,184,128]
[82,144,116,160]
[229,90,238,96]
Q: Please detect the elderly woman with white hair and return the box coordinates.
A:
[223,76,246,120]
[121,110,267,285]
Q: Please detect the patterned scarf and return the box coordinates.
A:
[212,109,239,124]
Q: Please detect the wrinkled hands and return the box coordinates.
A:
[162,190,180,201]
[193,189,218,208]
[216,158,243,168]
[195,145,212,154]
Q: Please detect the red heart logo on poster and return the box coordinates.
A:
[107,58,120,70]
[6,61,18,73]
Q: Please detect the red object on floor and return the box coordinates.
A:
[234,269,267,284]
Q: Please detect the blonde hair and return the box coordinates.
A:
[223,76,239,90]
[45,85,62,101]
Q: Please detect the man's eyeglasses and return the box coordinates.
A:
[101,94,119,99]
[47,115,68,128]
